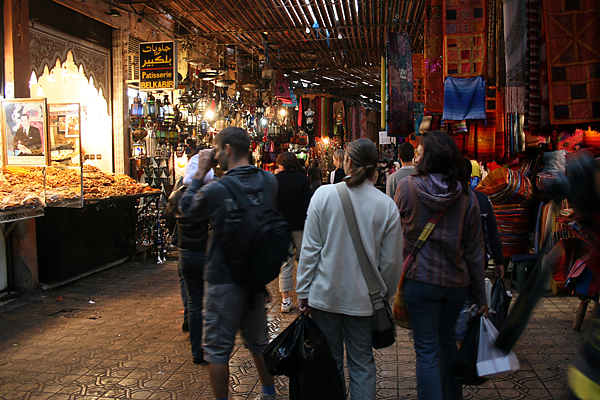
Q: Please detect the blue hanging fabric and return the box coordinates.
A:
[442,76,486,121]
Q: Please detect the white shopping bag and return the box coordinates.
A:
[476,316,520,378]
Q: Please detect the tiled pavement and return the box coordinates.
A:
[0,258,589,399]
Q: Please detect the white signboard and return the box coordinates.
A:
[379,131,391,145]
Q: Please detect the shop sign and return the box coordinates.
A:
[379,131,391,145]
[139,41,177,90]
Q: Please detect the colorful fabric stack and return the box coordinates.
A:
[543,0,600,124]
[387,33,414,136]
[424,0,444,112]
[477,166,535,257]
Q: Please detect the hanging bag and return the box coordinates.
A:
[476,316,520,378]
[393,209,446,329]
[336,183,395,349]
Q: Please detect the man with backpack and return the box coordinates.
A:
[179,127,286,400]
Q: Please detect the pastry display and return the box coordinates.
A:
[0,165,159,211]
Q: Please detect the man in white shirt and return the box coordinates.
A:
[386,142,416,199]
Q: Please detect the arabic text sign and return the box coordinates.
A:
[139,41,176,90]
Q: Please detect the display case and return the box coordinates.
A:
[47,103,83,207]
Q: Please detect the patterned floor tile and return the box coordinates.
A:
[0,259,591,399]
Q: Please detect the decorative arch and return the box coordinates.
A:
[29,24,110,102]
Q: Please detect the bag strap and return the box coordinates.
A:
[402,208,446,272]
[335,183,386,311]
[218,170,270,210]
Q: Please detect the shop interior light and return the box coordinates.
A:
[205,110,215,120]
[46,73,55,82]
[61,68,68,78]
[279,108,286,116]
[36,85,45,96]
[261,118,268,126]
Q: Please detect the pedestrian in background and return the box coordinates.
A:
[164,149,213,364]
[386,142,416,200]
[275,152,311,313]
[307,159,323,196]
[329,148,346,184]
[297,138,402,400]
[394,130,487,400]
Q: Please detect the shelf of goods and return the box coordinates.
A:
[1,165,161,284]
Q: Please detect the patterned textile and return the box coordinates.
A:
[504,0,528,114]
[359,106,367,138]
[321,97,330,138]
[413,53,426,103]
[495,88,507,159]
[526,0,542,131]
[315,97,321,138]
[425,0,444,112]
[352,106,360,141]
[442,76,486,121]
[387,33,414,136]
[443,0,486,78]
[543,0,600,124]
[466,113,496,162]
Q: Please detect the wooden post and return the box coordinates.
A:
[4,0,31,98]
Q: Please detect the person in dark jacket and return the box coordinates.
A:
[178,127,278,400]
[275,152,311,312]
[463,158,505,278]
[164,151,211,365]
[307,159,323,196]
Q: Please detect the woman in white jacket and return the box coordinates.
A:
[296,138,403,400]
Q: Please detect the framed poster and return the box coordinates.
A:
[1,98,49,166]
[47,103,82,162]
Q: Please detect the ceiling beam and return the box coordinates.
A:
[179,21,422,36]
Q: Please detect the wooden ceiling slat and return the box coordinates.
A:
[131,0,425,91]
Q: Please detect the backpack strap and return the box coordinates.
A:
[218,170,270,210]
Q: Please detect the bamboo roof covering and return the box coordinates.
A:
[123,0,426,101]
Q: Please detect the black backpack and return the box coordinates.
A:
[218,172,292,292]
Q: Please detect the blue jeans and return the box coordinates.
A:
[179,266,188,320]
[179,249,206,361]
[404,279,469,400]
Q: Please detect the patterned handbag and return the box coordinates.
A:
[393,209,446,329]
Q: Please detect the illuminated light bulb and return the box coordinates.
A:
[338,33,343,39]
[205,110,214,120]
[61,68,68,77]
[279,108,287,116]
[177,156,187,168]
[322,137,329,145]
[46,74,55,82]
[36,85,45,96]
[261,118,268,126]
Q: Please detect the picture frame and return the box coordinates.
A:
[1,98,49,166]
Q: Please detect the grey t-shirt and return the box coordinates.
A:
[386,166,416,199]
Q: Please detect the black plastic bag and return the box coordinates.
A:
[289,315,345,400]
[489,277,512,331]
[263,315,301,377]
[451,314,488,386]
[263,314,345,400]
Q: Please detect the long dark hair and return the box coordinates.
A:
[345,138,378,188]
[415,130,467,191]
